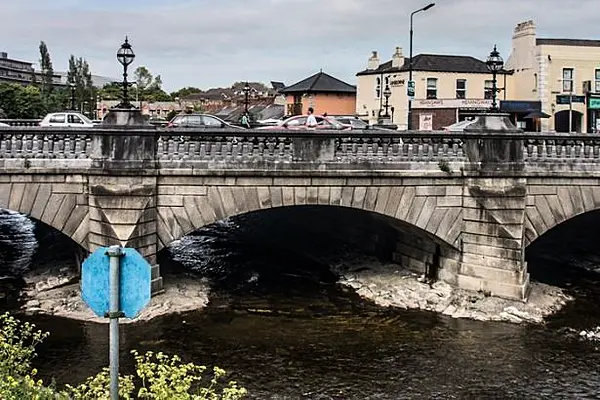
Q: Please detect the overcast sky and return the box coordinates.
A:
[3,0,599,92]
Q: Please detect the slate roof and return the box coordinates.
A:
[356,54,506,76]
[271,81,286,91]
[280,71,356,94]
[536,38,600,47]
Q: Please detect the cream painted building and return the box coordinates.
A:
[356,47,511,130]
[505,20,600,133]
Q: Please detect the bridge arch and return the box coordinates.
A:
[0,180,89,248]
[156,182,464,251]
[524,184,600,246]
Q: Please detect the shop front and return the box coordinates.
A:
[410,99,492,130]
[499,100,541,131]
[587,95,600,133]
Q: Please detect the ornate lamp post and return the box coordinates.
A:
[116,36,135,108]
[243,81,250,114]
[383,85,392,118]
[69,83,76,111]
[486,44,504,112]
[407,2,435,130]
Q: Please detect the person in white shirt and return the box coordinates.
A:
[306,107,318,128]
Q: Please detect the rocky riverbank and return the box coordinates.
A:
[335,261,572,324]
[19,265,210,323]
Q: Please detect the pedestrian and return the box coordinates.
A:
[241,112,251,128]
[306,107,318,128]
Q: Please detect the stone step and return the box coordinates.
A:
[456,273,530,301]
[151,277,164,296]
[459,263,526,284]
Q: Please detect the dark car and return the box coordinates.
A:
[166,113,244,129]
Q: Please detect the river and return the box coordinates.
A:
[2,207,600,399]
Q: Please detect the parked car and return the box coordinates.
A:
[166,113,244,129]
[331,116,371,129]
[0,122,9,127]
[257,115,349,131]
[39,112,94,128]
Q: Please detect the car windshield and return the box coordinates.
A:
[79,114,93,124]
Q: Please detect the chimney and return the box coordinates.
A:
[513,20,536,40]
[0,52,7,59]
[391,47,404,68]
[367,51,379,70]
[505,20,536,70]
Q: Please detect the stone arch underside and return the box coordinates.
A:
[0,179,89,247]
[156,182,464,252]
[524,183,600,247]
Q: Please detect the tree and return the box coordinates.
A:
[0,83,47,119]
[67,55,95,114]
[0,312,248,399]
[133,66,171,102]
[38,41,54,95]
[171,86,203,99]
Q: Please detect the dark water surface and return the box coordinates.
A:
[3,207,600,399]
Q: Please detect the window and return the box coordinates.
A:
[68,114,83,124]
[426,78,437,99]
[49,114,65,123]
[456,79,466,99]
[534,73,538,91]
[202,116,223,127]
[375,77,381,98]
[595,69,600,93]
[562,68,574,92]
[484,80,494,99]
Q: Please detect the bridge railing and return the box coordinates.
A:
[1,127,600,169]
[0,119,42,127]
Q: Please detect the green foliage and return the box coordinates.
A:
[0,83,48,118]
[170,87,203,99]
[0,313,247,400]
[67,55,95,112]
[134,66,172,102]
[39,41,55,95]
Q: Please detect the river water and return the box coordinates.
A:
[2,207,600,399]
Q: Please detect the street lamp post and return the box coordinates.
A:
[383,85,392,119]
[116,36,136,108]
[486,45,504,112]
[69,83,76,111]
[243,82,250,114]
[407,2,435,130]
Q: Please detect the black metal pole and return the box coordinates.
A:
[407,13,414,130]
[70,85,76,110]
[244,87,249,114]
[122,64,129,107]
[384,95,390,118]
[491,69,498,111]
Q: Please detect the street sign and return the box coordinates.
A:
[82,247,151,319]
[407,80,415,98]
[556,95,585,105]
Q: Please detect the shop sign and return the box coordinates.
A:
[413,99,492,109]
[419,114,433,131]
[390,79,405,87]
[589,97,600,109]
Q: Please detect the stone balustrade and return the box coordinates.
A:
[1,127,600,170]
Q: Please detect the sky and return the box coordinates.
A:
[2,0,600,92]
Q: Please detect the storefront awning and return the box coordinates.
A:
[524,110,551,119]
[500,101,541,113]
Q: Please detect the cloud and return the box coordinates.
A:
[2,0,599,91]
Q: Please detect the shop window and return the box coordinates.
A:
[375,77,381,98]
[562,68,574,92]
[456,79,466,99]
[426,78,437,99]
[484,80,494,99]
[595,69,600,93]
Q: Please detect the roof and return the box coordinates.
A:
[271,81,285,91]
[280,71,356,94]
[356,54,506,76]
[536,38,600,47]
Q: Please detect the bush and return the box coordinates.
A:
[0,312,247,399]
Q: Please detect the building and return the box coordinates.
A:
[0,52,62,86]
[97,100,183,120]
[279,71,356,116]
[356,47,511,130]
[505,20,600,133]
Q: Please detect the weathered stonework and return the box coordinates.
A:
[2,120,600,301]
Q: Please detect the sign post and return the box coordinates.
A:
[107,245,123,400]
[82,246,152,400]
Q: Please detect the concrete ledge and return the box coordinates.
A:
[456,273,530,301]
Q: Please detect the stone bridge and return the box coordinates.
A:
[1,114,600,300]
